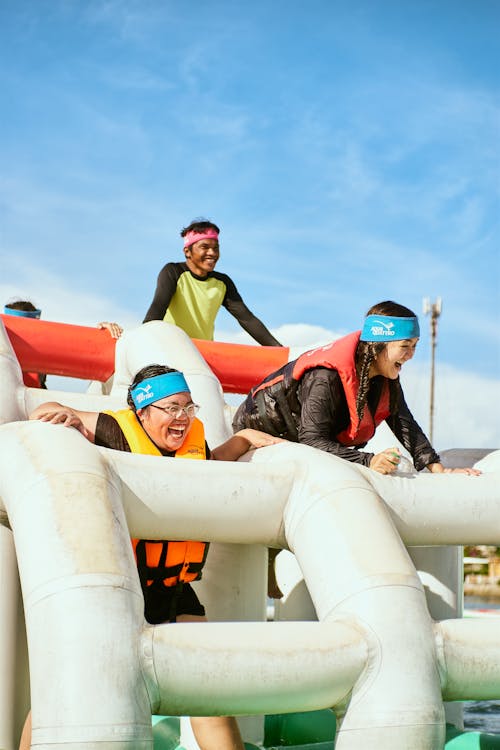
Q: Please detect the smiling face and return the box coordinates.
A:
[370,338,418,379]
[184,238,220,277]
[137,391,195,452]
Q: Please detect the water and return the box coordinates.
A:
[463,701,500,733]
[464,595,500,612]
[462,596,500,734]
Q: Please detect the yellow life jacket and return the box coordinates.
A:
[104,408,208,587]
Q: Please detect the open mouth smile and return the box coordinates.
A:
[168,425,186,439]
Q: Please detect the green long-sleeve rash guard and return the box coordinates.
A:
[143,261,281,346]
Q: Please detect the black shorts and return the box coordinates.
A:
[142,581,205,624]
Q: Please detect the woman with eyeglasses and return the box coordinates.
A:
[28,363,282,750]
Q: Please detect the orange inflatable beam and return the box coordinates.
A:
[193,338,289,393]
[1,315,290,393]
[2,315,117,382]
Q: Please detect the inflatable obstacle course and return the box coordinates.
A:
[0,317,499,750]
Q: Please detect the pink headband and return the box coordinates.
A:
[183,228,219,248]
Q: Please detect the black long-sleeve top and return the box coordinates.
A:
[297,368,439,469]
[143,261,281,346]
[233,366,440,470]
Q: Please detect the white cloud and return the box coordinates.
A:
[215,322,340,350]
[402,363,500,452]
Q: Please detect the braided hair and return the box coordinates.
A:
[355,301,417,422]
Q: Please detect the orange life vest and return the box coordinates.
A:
[292,331,391,446]
[104,409,208,587]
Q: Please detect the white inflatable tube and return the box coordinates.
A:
[144,621,366,715]
[104,447,291,545]
[2,422,500,749]
[248,446,445,749]
[112,321,231,447]
[0,322,28,425]
[0,422,152,749]
[437,619,500,701]
[363,460,500,544]
[0,525,22,750]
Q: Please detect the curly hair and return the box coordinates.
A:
[180,218,220,237]
[127,364,180,412]
[355,301,416,422]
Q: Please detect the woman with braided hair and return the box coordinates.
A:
[233,300,479,475]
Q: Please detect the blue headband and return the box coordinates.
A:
[130,372,191,409]
[360,315,420,342]
[3,306,41,319]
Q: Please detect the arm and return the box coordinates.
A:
[298,369,375,465]
[387,385,481,474]
[29,402,99,442]
[222,277,282,346]
[143,263,179,323]
[211,429,285,461]
[300,371,415,474]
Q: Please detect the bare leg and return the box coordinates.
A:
[19,711,31,750]
[190,716,244,750]
[176,614,244,750]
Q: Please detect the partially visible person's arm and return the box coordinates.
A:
[387,386,480,474]
[222,275,282,346]
[211,429,285,461]
[29,402,99,442]
[143,263,180,323]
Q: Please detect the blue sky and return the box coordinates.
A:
[1,0,499,448]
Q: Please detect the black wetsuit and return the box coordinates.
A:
[143,261,281,345]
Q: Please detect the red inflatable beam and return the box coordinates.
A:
[194,339,289,393]
[2,315,117,382]
[1,315,290,393]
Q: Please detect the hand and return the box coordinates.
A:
[427,462,481,476]
[370,447,402,475]
[97,321,123,339]
[443,467,481,476]
[30,407,90,438]
[236,428,286,449]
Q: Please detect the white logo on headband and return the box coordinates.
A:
[370,320,395,337]
[133,384,154,404]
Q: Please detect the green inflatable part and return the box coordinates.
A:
[150,714,500,749]
[264,710,336,747]
[152,716,181,750]
[445,723,500,749]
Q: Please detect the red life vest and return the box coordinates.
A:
[104,409,208,588]
[292,331,391,445]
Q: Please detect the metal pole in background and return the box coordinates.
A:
[422,297,442,444]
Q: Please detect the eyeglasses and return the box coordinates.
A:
[150,403,200,419]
